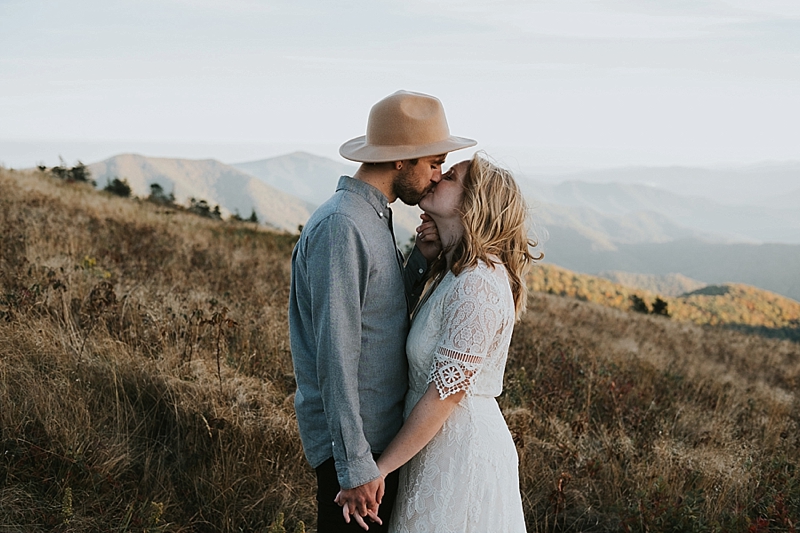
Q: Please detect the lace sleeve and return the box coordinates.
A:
[428,269,503,399]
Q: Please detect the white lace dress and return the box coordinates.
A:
[390,261,527,533]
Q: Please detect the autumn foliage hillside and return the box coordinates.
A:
[530,263,800,340]
[1,168,798,532]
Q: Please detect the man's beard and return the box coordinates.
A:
[392,167,429,206]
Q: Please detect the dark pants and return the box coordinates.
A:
[315,456,399,533]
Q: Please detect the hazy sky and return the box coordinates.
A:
[2,0,799,169]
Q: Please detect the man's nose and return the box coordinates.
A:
[431,169,443,183]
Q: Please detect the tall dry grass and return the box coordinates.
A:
[1,167,799,531]
[506,296,799,531]
[1,169,312,531]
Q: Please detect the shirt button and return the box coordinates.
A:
[418,268,424,274]
[379,212,384,218]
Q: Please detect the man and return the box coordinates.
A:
[288,90,476,532]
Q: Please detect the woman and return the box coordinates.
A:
[342,153,538,532]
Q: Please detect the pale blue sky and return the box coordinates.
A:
[1,0,799,168]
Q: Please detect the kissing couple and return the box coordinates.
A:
[289,90,537,532]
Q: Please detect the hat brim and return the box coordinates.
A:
[339,135,477,163]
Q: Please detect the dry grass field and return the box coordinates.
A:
[1,168,798,532]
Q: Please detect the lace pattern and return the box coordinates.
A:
[429,347,482,399]
[391,397,526,533]
[391,261,526,532]
[427,267,506,399]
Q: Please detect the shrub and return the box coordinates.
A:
[230,209,258,223]
[651,297,670,317]
[68,161,93,184]
[103,177,132,198]
[630,294,649,313]
[148,183,175,205]
[45,160,95,186]
[50,164,68,179]
[189,197,222,219]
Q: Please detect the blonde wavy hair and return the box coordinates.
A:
[427,152,542,319]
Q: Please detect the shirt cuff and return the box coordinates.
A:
[335,452,381,490]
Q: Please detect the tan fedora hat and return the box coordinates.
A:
[339,90,477,163]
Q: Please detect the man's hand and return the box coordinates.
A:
[334,477,385,531]
[415,212,442,263]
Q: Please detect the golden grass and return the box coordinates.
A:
[505,295,799,531]
[1,169,312,531]
[1,168,798,532]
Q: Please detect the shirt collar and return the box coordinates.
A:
[336,176,392,220]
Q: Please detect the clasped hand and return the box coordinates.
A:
[334,476,385,531]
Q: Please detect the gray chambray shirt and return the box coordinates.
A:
[289,176,427,489]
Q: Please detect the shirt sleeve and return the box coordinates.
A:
[305,213,380,489]
[427,269,503,399]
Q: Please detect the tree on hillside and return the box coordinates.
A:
[104,177,132,198]
[188,198,222,220]
[50,156,68,179]
[46,157,93,185]
[50,165,68,179]
[651,297,670,317]
[248,209,259,224]
[629,294,649,314]
[68,161,93,185]
[148,183,175,205]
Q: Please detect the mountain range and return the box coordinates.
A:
[89,152,426,242]
[88,154,314,233]
[523,162,800,207]
[83,152,800,302]
[541,230,800,301]
[233,152,426,242]
[523,179,800,244]
[232,151,355,207]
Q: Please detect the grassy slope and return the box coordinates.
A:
[1,169,311,531]
[508,294,799,531]
[1,169,799,532]
[531,263,800,339]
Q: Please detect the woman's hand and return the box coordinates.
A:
[415,212,442,263]
[333,478,384,531]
